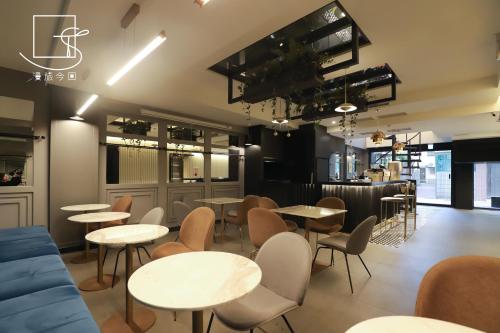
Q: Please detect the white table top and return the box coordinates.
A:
[68,211,131,224]
[61,204,111,212]
[346,316,484,333]
[128,251,262,311]
[272,205,347,219]
[194,197,244,205]
[86,224,169,245]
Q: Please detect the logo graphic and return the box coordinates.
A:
[19,15,89,71]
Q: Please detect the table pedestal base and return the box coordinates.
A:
[193,310,203,333]
[79,274,118,291]
[102,308,156,333]
[70,252,97,264]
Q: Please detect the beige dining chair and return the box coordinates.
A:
[103,207,164,287]
[305,197,346,244]
[415,256,500,332]
[151,207,215,260]
[227,194,260,218]
[90,195,132,232]
[207,232,312,333]
[224,195,259,250]
[248,208,288,254]
[258,196,299,232]
[313,215,377,293]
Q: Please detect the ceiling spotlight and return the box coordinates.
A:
[194,0,212,6]
[279,42,284,47]
[107,31,166,86]
[331,120,336,124]
[76,94,98,116]
[272,118,288,124]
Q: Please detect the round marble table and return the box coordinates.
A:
[61,204,111,264]
[346,316,484,333]
[86,224,169,333]
[129,251,262,333]
[69,212,130,291]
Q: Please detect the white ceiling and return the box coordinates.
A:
[1,0,499,139]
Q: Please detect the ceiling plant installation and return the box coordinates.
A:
[210,1,401,128]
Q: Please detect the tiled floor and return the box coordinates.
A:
[64,206,500,333]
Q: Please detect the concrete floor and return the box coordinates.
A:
[64,206,500,333]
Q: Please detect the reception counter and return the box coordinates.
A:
[322,181,406,232]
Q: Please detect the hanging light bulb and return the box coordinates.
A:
[273,130,278,136]
[335,68,357,113]
[286,132,291,138]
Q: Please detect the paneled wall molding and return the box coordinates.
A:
[105,187,159,225]
[0,192,33,228]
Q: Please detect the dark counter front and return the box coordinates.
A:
[322,182,405,232]
[256,181,407,233]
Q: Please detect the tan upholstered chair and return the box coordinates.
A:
[248,208,288,251]
[305,197,345,243]
[227,194,259,218]
[151,207,215,260]
[173,201,192,240]
[224,195,259,249]
[207,232,312,333]
[314,215,377,293]
[415,256,500,332]
[258,197,298,232]
[90,195,132,231]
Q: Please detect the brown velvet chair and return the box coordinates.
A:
[151,207,215,260]
[90,195,132,231]
[258,197,298,232]
[415,256,500,332]
[313,215,377,293]
[224,195,259,249]
[248,208,288,251]
[305,197,346,243]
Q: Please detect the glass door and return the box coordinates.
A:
[414,150,451,205]
[474,162,500,210]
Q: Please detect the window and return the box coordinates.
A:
[106,136,158,184]
[329,153,342,181]
[211,147,240,182]
[474,162,500,210]
[167,144,204,183]
[0,96,34,187]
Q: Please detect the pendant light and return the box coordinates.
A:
[335,68,357,113]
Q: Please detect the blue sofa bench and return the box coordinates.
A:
[0,226,99,333]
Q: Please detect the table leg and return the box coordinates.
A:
[193,311,203,333]
[70,222,98,264]
[220,204,225,242]
[101,244,156,333]
[79,223,116,291]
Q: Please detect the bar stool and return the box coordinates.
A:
[394,181,417,233]
[379,196,404,233]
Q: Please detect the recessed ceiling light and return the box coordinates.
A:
[331,120,336,124]
[279,42,284,47]
[76,94,98,116]
[194,0,211,6]
[106,31,167,86]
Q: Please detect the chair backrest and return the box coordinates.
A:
[179,207,215,251]
[258,196,279,210]
[248,208,287,248]
[112,195,133,224]
[256,232,312,305]
[236,195,260,225]
[173,201,192,226]
[346,215,377,254]
[415,256,500,332]
[140,207,164,225]
[315,197,346,227]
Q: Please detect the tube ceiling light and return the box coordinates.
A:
[76,94,99,116]
[106,31,167,86]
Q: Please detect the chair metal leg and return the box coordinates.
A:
[112,247,124,287]
[330,249,335,266]
[138,245,151,259]
[239,226,244,251]
[136,247,143,266]
[312,246,324,269]
[206,312,214,333]
[282,315,295,333]
[103,247,108,265]
[344,253,354,294]
[358,255,371,277]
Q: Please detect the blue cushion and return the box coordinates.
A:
[0,227,50,243]
[0,285,99,333]
[0,235,59,263]
[0,255,74,301]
